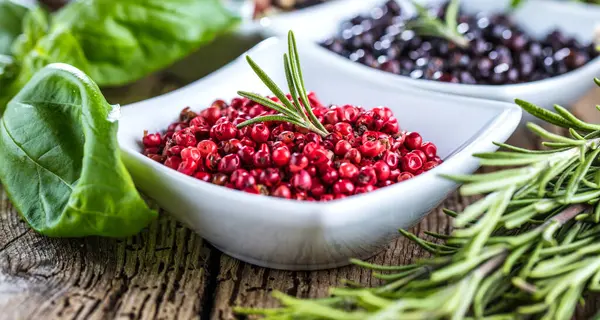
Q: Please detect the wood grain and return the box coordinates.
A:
[0,193,213,320]
[0,82,598,319]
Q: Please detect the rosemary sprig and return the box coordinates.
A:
[236,31,329,137]
[407,0,469,49]
[235,78,600,319]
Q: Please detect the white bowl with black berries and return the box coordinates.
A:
[261,0,600,113]
[117,37,521,271]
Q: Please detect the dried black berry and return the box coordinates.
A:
[320,0,598,85]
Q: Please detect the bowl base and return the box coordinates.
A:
[210,243,383,271]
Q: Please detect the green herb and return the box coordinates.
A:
[510,0,524,9]
[236,31,329,137]
[0,63,156,237]
[1,0,240,114]
[235,78,600,319]
[407,0,469,49]
[0,0,29,55]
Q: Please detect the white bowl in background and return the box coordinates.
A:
[260,0,600,113]
[117,37,521,271]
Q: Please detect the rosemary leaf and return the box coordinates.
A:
[515,99,574,128]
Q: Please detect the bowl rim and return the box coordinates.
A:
[119,37,522,211]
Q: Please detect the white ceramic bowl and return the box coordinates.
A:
[260,0,600,113]
[117,37,521,270]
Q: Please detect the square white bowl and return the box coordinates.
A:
[260,0,600,113]
[117,37,521,270]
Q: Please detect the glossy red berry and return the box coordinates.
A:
[333,122,353,136]
[405,132,423,150]
[250,123,270,143]
[302,141,319,156]
[143,147,160,156]
[278,131,295,144]
[324,110,339,124]
[306,165,317,177]
[294,191,308,201]
[230,169,248,182]
[420,142,438,160]
[401,152,424,173]
[205,153,221,172]
[321,168,339,185]
[389,169,401,181]
[221,139,242,154]
[211,99,228,110]
[373,161,391,181]
[237,146,255,165]
[337,105,360,123]
[344,148,362,165]
[306,133,322,145]
[357,166,377,186]
[201,106,222,125]
[334,140,352,156]
[338,162,359,180]
[355,185,376,194]
[143,132,162,147]
[190,116,209,128]
[272,185,292,199]
[382,151,399,169]
[321,194,335,201]
[310,180,326,197]
[382,117,400,135]
[212,173,228,186]
[398,172,414,182]
[218,154,241,174]
[412,150,427,163]
[167,145,183,156]
[249,168,263,179]
[359,140,384,158]
[240,136,256,148]
[164,156,182,170]
[307,148,329,166]
[177,159,198,175]
[181,147,201,162]
[272,146,291,167]
[289,153,309,173]
[253,150,271,168]
[174,130,196,147]
[333,179,355,195]
[259,168,282,187]
[194,171,212,182]
[379,180,394,187]
[423,161,439,171]
[210,122,238,141]
[292,170,312,191]
[258,143,270,153]
[372,106,393,121]
[197,140,218,157]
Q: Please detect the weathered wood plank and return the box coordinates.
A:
[0,190,213,320]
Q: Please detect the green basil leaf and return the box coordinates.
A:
[0,54,16,84]
[43,0,239,86]
[0,63,157,237]
[11,5,49,59]
[0,0,30,55]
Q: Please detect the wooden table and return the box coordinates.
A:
[1,34,600,319]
